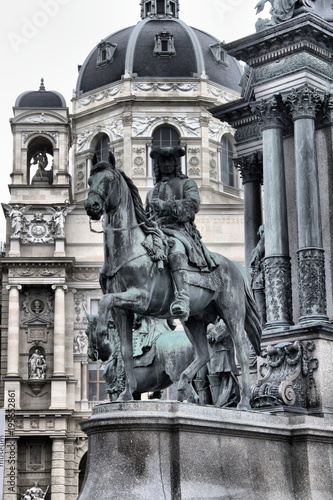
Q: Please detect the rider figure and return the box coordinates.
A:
[147,146,218,320]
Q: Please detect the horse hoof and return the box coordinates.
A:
[117,390,133,402]
[237,403,251,411]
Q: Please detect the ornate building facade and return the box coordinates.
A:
[1,1,245,498]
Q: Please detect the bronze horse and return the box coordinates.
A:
[84,155,261,409]
[85,312,206,402]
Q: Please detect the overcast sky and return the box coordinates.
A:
[0,0,268,237]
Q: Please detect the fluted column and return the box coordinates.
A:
[285,86,328,323]
[235,152,263,272]
[51,438,66,500]
[50,285,68,409]
[252,97,293,328]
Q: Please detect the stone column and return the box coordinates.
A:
[50,285,68,409]
[51,438,66,500]
[4,285,22,409]
[235,152,263,272]
[6,285,22,377]
[81,360,89,410]
[285,86,328,323]
[252,97,293,329]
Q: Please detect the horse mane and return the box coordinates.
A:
[118,169,170,263]
[118,170,155,235]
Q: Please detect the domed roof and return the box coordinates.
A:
[76,4,243,96]
[15,79,67,108]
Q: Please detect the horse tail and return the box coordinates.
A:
[233,261,262,356]
[244,284,262,356]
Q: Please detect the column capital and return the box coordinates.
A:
[250,96,287,130]
[284,85,324,120]
[51,284,68,292]
[6,284,22,291]
[234,152,263,185]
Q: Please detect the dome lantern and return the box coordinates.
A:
[140,0,179,19]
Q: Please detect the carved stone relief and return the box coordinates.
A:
[77,85,124,108]
[209,120,235,140]
[21,289,54,329]
[76,161,86,192]
[9,265,65,280]
[22,131,58,146]
[298,248,327,320]
[24,114,61,123]
[132,82,198,92]
[252,340,319,409]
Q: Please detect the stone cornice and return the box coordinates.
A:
[1,257,75,270]
[223,14,333,66]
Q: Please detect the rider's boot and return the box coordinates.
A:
[168,252,190,321]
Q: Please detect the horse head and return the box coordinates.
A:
[84,306,113,362]
[84,151,119,220]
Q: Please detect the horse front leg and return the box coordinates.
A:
[113,309,136,401]
[98,289,150,401]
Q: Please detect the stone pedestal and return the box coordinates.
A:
[78,401,333,500]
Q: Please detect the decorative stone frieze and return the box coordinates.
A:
[132,82,198,92]
[9,264,66,279]
[252,340,319,409]
[67,268,99,282]
[77,85,124,108]
[234,120,261,143]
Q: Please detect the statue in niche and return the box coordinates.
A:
[21,482,48,499]
[46,204,74,238]
[249,224,266,328]
[206,320,240,407]
[31,151,52,184]
[74,330,88,354]
[2,203,31,238]
[28,349,46,379]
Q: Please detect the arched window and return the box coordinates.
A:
[152,126,180,148]
[93,133,110,163]
[220,135,235,187]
